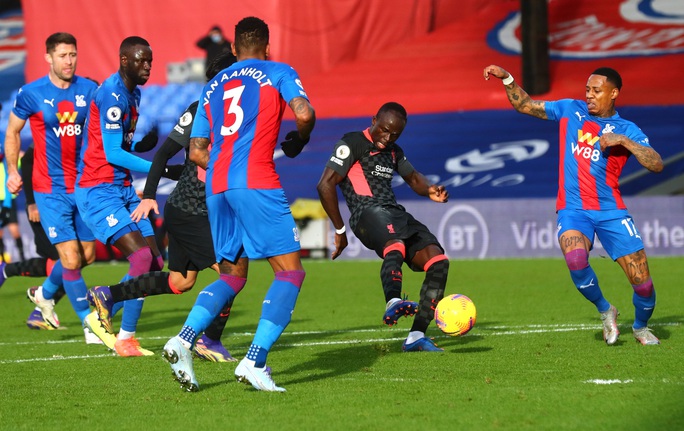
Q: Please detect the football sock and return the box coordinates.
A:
[565,249,610,312]
[405,331,425,344]
[178,325,198,348]
[411,256,449,333]
[204,299,233,341]
[381,247,405,302]
[15,237,25,261]
[183,274,246,339]
[632,279,655,329]
[41,260,64,300]
[62,268,90,322]
[251,270,305,367]
[119,248,154,333]
[118,329,135,341]
[4,257,49,278]
[110,271,172,302]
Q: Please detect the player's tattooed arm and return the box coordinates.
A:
[506,86,547,119]
[289,96,316,141]
[599,134,664,173]
[483,64,547,120]
[189,137,210,170]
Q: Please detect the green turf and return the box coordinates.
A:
[0,257,682,431]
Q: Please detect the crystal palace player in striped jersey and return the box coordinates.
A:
[4,33,99,342]
[85,52,238,363]
[75,36,168,357]
[484,65,664,346]
[161,17,315,392]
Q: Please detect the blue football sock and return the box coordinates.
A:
[62,268,90,322]
[633,281,656,329]
[182,278,238,337]
[251,275,302,367]
[118,273,144,333]
[178,325,198,347]
[569,265,609,313]
[42,260,64,300]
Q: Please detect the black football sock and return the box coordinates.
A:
[204,299,234,341]
[380,250,404,302]
[15,237,25,262]
[411,259,449,333]
[109,271,172,302]
[5,257,49,278]
[53,287,66,304]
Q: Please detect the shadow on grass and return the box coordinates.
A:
[277,343,386,385]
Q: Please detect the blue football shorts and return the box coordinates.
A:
[557,208,645,261]
[34,191,95,244]
[75,183,153,244]
[206,188,300,261]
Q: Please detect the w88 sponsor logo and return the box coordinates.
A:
[53,123,82,137]
[571,142,601,162]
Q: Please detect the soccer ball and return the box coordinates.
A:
[434,294,476,336]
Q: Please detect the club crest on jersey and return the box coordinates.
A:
[48,227,57,238]
[602,124,615,134]
[75,95,86,107]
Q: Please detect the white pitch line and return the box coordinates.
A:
[0,321,678,364]
[584,379,634,385]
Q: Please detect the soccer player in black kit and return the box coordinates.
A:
[317,102,451,352]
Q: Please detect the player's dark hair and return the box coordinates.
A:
[45,32,77,53]
[119,36,150,56]
[377,102,407,121]
[206,51,236,81]
[592,67,622,90]
[234,17,269,54]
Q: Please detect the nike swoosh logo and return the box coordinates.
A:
[369,151,380,156]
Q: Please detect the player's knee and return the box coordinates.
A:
[383,242,405,258]
[632,279,654,297]
[275,270,306,289]
[169,271,195,293]
[126,246,153,276]
[564,249,589,271]
[424,254,449,272]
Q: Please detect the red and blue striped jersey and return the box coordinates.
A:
[545,99,651,211]
[11,75,97,193]
[191,58,309,196]
[78,72,141,187]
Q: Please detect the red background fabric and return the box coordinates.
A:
[22,0,684,118]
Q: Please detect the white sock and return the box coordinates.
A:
[118,329,135,340]
[405,331,424,344]
[386,298,401,310]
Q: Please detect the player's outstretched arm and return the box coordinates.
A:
[402,171,449,203]
[483,64,547,120]
[599,133,664,173]
[316,167,348,260]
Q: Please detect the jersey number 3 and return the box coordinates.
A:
[221,85,245,136]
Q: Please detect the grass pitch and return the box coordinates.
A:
[0,257,682,431]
